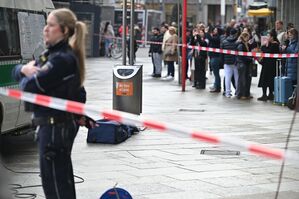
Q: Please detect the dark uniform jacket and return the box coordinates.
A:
[13,40,81,118]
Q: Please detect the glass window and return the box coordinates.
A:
[0,8,20,57]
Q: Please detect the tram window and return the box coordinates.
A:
[0,8,20,56]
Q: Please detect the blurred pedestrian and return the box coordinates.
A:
[149,27,163,77]
[163,26,178,80]
[191,28,208,89]
[103,21,115,57]
[221,28,239,98]
[258,29,280,101]
[206,26,221,92]
[236,32,253,99]
[282,28,298,86]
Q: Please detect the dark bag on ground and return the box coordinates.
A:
[87,119,139,144]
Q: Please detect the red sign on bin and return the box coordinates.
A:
[116,82,133,96]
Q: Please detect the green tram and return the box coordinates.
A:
[0,0,54,141]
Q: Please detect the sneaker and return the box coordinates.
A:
[163,75,174,81]
[257,95,268,101]
[225,94,232,98]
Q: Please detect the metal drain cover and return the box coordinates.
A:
[200,150,240,155]
[179,109,205,112]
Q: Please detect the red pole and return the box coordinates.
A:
[181,0,187,91]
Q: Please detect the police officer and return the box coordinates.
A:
[13,8,87,199]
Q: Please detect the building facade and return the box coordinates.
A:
[276,0,299,29]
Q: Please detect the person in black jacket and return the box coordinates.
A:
[221,28,239,97]
[12,8,87,199]
[258,29,280,101]
[191,29,208,89]
[236,32,253,99]
[149,27,163,77]
[206,27,221,92]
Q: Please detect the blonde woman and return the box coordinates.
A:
[13,8,86,198]
[163,26,178,80]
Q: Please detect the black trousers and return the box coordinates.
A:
[194,57,206,88]
[237,63,251,97]
[38,121,77,199]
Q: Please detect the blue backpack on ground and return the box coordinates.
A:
[87,119,139,144]
[100,187,133,199]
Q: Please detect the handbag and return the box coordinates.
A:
[164,45,176,56]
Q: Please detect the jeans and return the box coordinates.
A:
[224,64,239,96]
[210,57,221,89]
[152,53,162,75]
[104,38,112,56]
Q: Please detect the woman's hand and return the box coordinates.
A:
[281,45,287,51]
[21,61,40,77]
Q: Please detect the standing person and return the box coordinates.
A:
[221,28,239,98]
[163,26,178,80]
[282,28,298,86]
[103,21,115,57]
[206,26,221,92]
[191,29,208,89]
[161,24,170,69]
[12,8,86,199]
[127,28,138,64]
[236,32,253,99]
[149,27,163,77]
[257,29,280,101]
[275,20,285,45]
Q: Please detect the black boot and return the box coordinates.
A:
[267,93,274,101]
[257,95,268,101]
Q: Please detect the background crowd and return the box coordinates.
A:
[148,19,298,102]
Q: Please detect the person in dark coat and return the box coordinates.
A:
[149,27,163,77]
[206,26,221,92]
[258,29,280,101]
[282,28,298,86]
[221,28,239,97]
[191,29,208,89]
[236,32,253,99]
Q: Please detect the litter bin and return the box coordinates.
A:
[113,65,142,115]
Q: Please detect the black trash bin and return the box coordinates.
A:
[113,65,142,115]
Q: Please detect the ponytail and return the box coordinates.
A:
[69,21,87,86]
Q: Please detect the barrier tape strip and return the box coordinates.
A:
[101,35,298,58]
[1,88,299,165]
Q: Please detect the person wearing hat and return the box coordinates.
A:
[221,28,239,98]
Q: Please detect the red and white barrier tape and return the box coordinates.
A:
[100,35,298,58]
[1,88,299,165]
